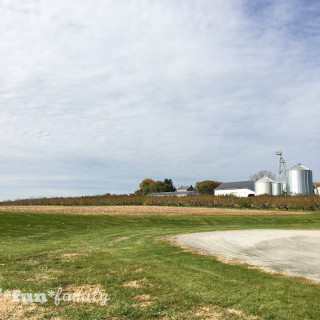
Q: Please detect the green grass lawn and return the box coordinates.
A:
[0,210,320,320]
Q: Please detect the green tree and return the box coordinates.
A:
[137,178,176,195]
[153,181,168,192]
[195,180,221,195]
[139,178,156,195]
[163,179,176,192]
[139,178,155,188]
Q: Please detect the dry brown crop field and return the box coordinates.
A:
[0,205,310,215]
[1,194,320,211]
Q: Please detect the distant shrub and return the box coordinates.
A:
[237,198,251,208]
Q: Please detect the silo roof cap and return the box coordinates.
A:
[290,163,310,171]
[256,176,274,183]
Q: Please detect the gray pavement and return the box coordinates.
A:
[172,229,320,283]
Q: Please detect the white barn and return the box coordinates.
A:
[214,181,255,197]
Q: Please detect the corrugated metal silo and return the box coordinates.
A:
[286,163,313,195]
[272,182,283,195]
[255,176,273,195]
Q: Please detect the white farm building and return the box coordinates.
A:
[214,181,255,197]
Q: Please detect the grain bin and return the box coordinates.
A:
[272,182,283,195]
[255,176,273,195]
[286,163,313,195]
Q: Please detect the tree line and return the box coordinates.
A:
[135,178,221,195]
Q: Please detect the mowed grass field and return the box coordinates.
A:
[0,209,320,319]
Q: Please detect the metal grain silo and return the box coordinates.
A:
[255,176,273,195]
[272,182,283,195]
[286,163,313,195]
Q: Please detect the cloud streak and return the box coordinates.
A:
[0,0,319,199]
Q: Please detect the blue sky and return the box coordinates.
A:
[0,0,319,200]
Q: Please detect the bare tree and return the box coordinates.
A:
[250,170,276,181]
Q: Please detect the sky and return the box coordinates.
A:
[0,0,320,200]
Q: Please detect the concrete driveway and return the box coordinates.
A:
[172,229,320,283]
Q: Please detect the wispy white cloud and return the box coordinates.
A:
[0,0,319,199]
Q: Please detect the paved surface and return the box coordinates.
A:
[172,229,320,283]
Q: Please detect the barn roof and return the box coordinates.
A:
[215,181,255,191]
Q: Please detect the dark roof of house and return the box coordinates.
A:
[176,185,194,191]
[215,181,255,191]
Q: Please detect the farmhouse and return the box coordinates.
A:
[148,185,198,197]
[214,181,255,197]
[176,185,196,193]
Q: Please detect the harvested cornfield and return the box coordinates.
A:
[0,205,310,215]
[1,194,320,211]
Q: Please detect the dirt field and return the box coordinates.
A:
[0,205,310,215]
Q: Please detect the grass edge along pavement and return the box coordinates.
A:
[0,210,319,319]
